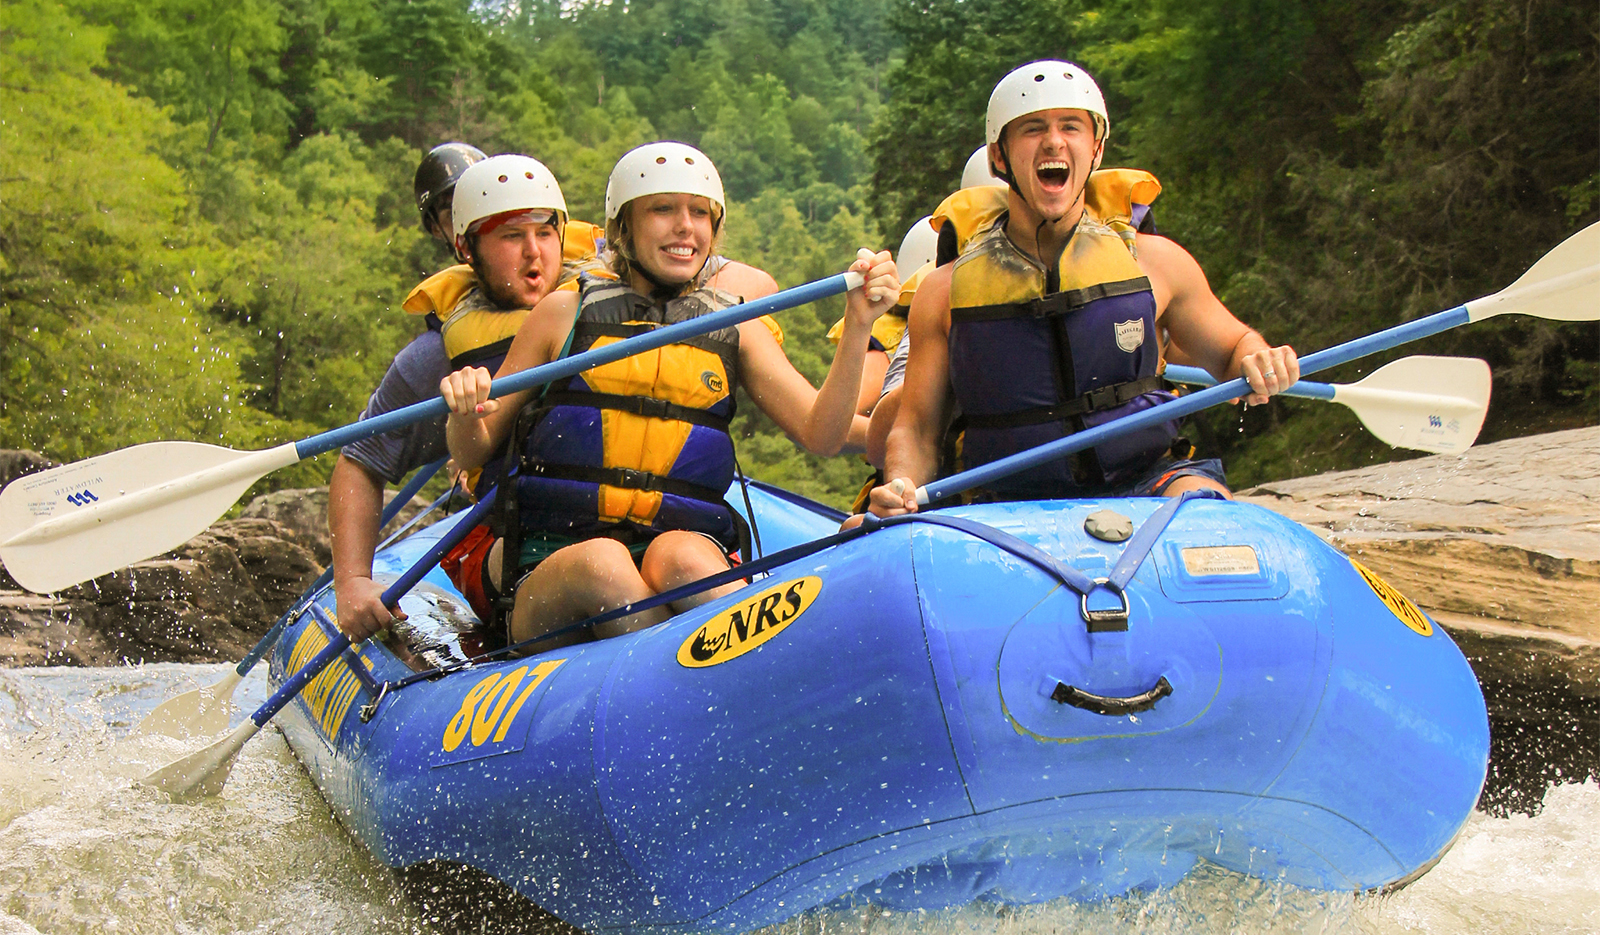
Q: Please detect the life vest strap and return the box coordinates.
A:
[521,462,729,506]
[449,336,515,370]
[949,277,1153,324]
[542,390,732,432]
[958,374,1168,430]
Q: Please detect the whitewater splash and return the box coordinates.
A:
[0,664,1593,935]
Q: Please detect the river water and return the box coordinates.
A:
[0,664,1594,935]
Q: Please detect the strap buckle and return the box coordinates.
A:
[631,397,673,420]
[614,467,655,491]
[1079,576,1130,631]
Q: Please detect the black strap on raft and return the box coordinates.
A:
[376,489,1221,694]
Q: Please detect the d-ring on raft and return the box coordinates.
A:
[264,477,1488,933]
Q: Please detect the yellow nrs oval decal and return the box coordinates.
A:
[1350,559,1433,636]
[677,576,822,668]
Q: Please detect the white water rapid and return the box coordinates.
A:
[0,664,1593,935]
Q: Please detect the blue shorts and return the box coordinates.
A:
[1122,456,1229,497]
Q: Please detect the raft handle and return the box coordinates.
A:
[1051,676,1172,716]
[1079,577,1130,631]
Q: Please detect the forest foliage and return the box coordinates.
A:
[1,0,1594,505]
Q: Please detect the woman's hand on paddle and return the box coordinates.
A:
[845,248,899,327]
[867,477,918,518]
[440,366,500,418]
[1238,345,1300,406]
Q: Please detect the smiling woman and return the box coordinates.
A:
[435,141,900,655]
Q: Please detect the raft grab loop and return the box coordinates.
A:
[1050,675,1174,715]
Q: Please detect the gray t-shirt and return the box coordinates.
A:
[879,328,911,401]
[341,329,452,484]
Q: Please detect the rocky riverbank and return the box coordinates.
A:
[0,450,431,666]
[1235,425,1598,709]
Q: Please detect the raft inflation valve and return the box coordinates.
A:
[1084,509,1133,542]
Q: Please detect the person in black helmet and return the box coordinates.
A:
[414,142,487,248]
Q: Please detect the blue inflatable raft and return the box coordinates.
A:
[268,481,1489,933]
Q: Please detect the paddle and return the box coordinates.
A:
[142,488,499,799]
[0,271,863,594]
[134,458,448,739]
[917,222,1598,504]
[1162,356,1491,454]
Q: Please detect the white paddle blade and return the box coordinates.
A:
[1465,222,1600,322]
[0,441,299,593]
[135,670,242,739]
[143,720,257,799]
[1336,356,1491,454]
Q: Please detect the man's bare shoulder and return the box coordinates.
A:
[711,261,779,300]
[1133,232,1211,280]
[908,262,953,326]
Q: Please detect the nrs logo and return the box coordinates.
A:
[66,489,99,506]
[677,576,822,668]
[1428,414,1443,428]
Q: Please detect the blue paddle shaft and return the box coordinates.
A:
[231,457,447,677]
[1163,365,1337,401]
[923,305,1470,502]
[293,274,858,460]
[248,489,498,728]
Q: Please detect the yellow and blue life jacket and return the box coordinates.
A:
[507,273,743,552]
[944,193,1177,500]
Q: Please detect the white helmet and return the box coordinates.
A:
[606,142,726,225]
[961,146,1007,189]
[897,216,939,274]
[985,60,1109,144]
[451,154,567,256]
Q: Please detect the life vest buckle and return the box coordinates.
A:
[1081,384,1122,413]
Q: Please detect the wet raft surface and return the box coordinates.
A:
[1236,426,1599,813]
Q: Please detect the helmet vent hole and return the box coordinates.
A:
[1064,72,1074,79]
[525,171,533,179]
[1033,74,1045,82]
[655,156,667,164]
[685,156,695,164]
[497,174,508,183]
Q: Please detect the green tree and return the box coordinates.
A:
[0,0,267,460]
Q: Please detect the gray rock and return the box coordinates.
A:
[1237,426,1600,714]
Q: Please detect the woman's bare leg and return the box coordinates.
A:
[636,531,739,625]
[509,538,669,649]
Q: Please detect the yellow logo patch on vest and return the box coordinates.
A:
[677,576,822,667]
[1350,559,1433,636]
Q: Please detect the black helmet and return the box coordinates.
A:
[414,142,487,235]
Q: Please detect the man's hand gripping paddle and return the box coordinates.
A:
[140,489,497,799]
[133,458,447,740]
[0,272,862,594]
[1163,356,1492,454]
[918,223,1597,504]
